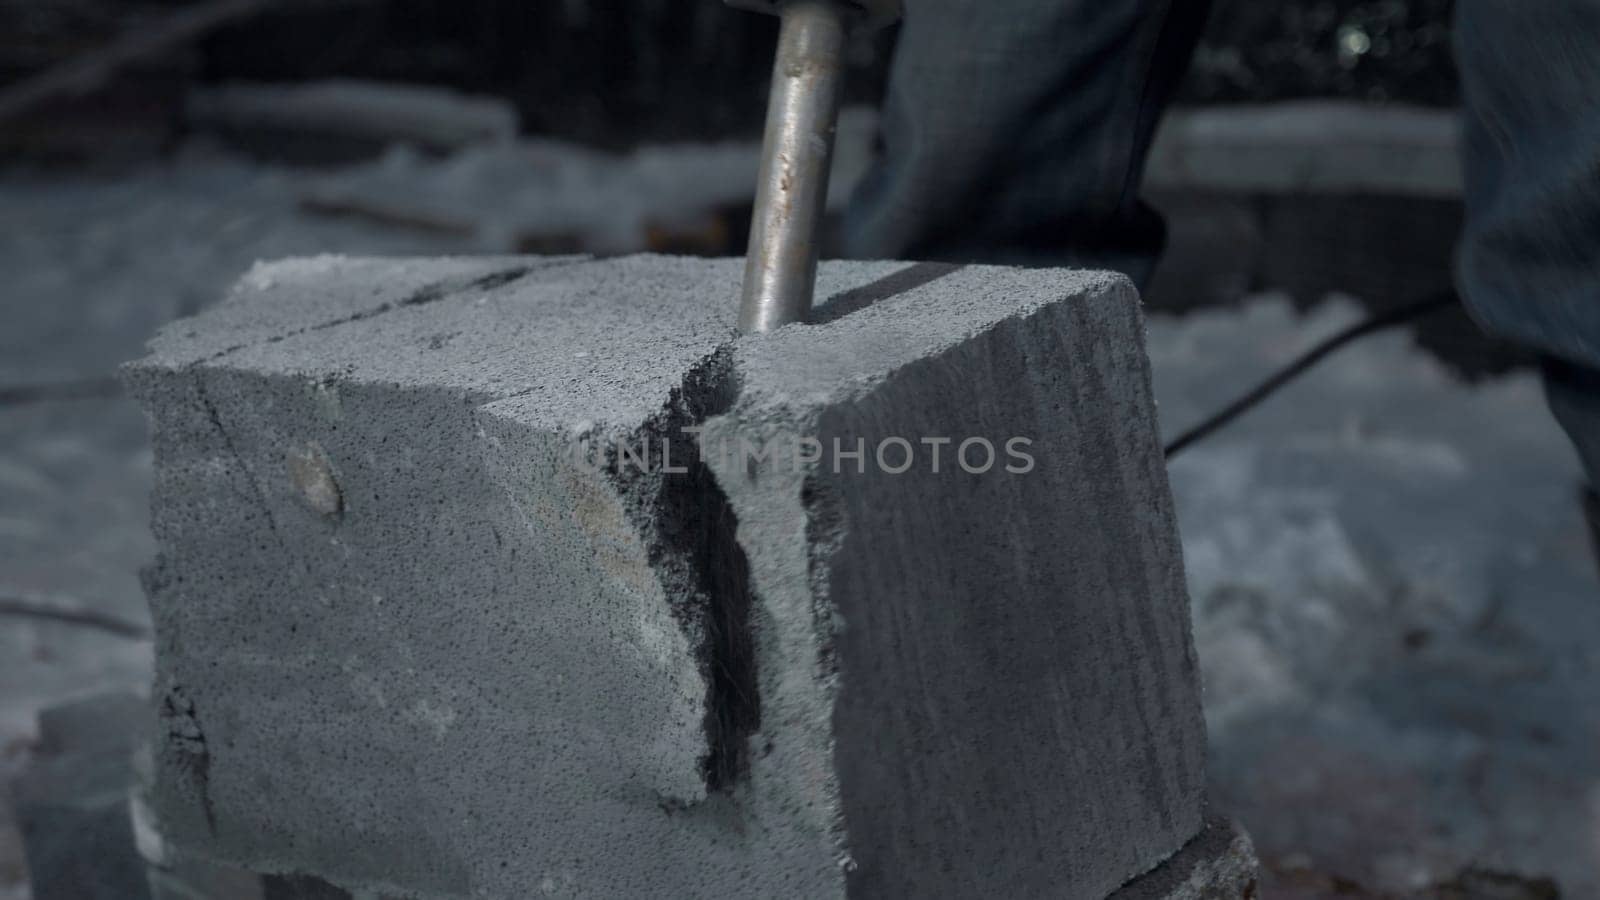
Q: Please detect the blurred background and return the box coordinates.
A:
[1,2,1594,898]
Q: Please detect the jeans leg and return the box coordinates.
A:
[1456,1,1600,483]
[840,0,1212,289]
[1455,0,1600,369]
[1546,357,1600,484]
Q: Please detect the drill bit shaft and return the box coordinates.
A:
[738,0,849,333]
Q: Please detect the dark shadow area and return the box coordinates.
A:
[809,261,965,325]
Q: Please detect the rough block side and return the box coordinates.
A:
[703,276,1207,899]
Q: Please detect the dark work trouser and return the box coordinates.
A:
[843,0,1600,482]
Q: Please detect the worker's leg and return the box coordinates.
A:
[1546,359,1600,482]
[1455,1,1600,482]
[840,0,1212,288]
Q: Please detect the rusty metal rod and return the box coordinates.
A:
[738,0,849,333]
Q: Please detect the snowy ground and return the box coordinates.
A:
[1151,305,1597,894]
[1,148,1595,898]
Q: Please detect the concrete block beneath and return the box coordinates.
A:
[11,693,149,900]
[145,856,265,900]
[126,254,1206,898]
[1110,818,1259,900]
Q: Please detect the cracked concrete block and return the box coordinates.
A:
[125,254,1207,898]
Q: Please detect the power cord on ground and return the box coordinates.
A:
[1163,291,1460,458]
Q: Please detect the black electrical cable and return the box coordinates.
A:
[0,595,150,639]
[0,375,120,406]
[1164,291,1460,459]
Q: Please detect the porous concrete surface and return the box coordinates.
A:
[698,263,1206,898]
[124,254,1204,898]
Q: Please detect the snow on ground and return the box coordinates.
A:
[301,139,761,252]
[1,148,1596,897]
[294,105,877,253]
[1149,301,1600,894]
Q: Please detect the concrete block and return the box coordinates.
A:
[126,254,1206,898]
